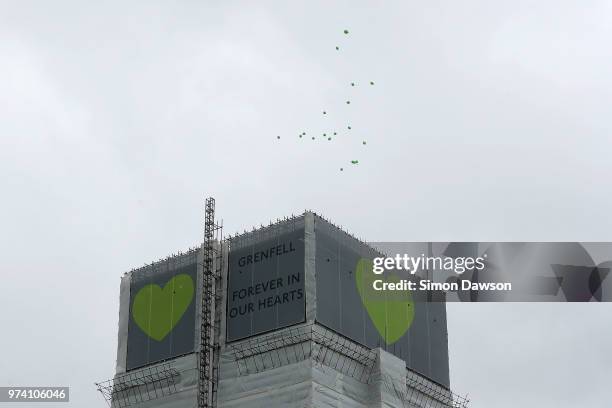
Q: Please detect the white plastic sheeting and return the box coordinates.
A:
[304,212,317,322]
[217,337,441,408]
[116,273,131,375]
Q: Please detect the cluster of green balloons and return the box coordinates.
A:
[276,29,375,172]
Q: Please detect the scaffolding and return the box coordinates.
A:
[228,323,378,383]
[95,362,181,408]
[228,323,470,407]
[198,197,223,408]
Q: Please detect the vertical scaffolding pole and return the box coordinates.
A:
[198,197,220,408]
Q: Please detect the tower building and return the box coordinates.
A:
[96,200,468,408]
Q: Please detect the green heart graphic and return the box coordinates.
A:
[355,258,415,344]
[132,273,194,341]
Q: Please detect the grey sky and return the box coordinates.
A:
[1,1,611,407]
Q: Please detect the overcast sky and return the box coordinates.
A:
[1,1,611,407]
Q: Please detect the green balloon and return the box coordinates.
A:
[344,29,349,34]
